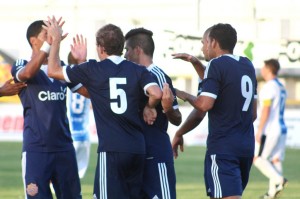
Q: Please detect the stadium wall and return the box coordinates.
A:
[0,104,299,148]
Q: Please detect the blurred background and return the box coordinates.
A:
[1,0,300,146]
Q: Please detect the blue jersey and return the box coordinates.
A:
[201,55,257,157]
[63,56,158,154]
[67,90,91,141]
[11,59,81,152]
[140,64,179,162]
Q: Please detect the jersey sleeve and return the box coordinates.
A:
[200,60,220,99]
[63,60,91,86]
[11,59,28,82]
[139,68,159,96]
[60,61,83,92]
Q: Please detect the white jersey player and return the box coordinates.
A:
[67,52,91,179]
[67,90,91,179]
[254,59,288,199]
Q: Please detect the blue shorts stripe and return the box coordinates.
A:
[158,163,171,199]
[211,154,222,198]
[99,152,107,199]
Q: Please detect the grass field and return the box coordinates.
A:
[0,142,299,199]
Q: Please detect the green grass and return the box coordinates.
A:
[0,142,299,199]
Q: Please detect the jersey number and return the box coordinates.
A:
[71,94,85,114]
[241,75,253,111]
[109,78,127,114]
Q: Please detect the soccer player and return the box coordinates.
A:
[174,23,257,199]
[254,59,288,199]
[67,52,91,179]
[0,78,26,97]
[124,27,182,199]
[11,19,87,198]
[44,17,163,199]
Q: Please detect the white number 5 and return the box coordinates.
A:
[109,78,127,114]
[241,75,253,111]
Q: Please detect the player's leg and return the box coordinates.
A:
[74,140,91,178]
[142,159,176,199]
[93,151,145,199]
[22,151,53,199]
[53,149,82,199]
[254,133,285,197]
[204,153,244,199]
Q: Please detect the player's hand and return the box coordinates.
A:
[161,83,174,113]
[0,78,26,96]
[43,16,68,44]
[172,53,195,63]
[172,134,184,159]
[71,34,87,64]
[143,105,157,125]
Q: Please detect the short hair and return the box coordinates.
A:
[208,23,237,53]
[124,28,155,58]
[26,20,45,47]
[264,58,280,75]
[96,24,124,56]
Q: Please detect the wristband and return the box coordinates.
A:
[40,42,51,54]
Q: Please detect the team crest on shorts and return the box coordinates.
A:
[26,183,38,196]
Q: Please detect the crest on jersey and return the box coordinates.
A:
[26,183,38,196]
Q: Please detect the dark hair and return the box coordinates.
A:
[125,27,155,58]
[96,24,124,56]
[209,23,237,53]
[26,20,45,47]
[264,58,280,75]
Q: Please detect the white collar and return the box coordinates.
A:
[107,55,125,65]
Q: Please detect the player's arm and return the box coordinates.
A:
[0,78,27,97]
[17,46,49,82]
[44,16,70,81]
[143,84,163,125]
[252,98,257,122]
[146,84,163,108]
[161,83,182,126]
[75,86,90,98]
[256,99,271,143]
[172,53,206,79]
[172,108,206,159]
[176,88,214,112]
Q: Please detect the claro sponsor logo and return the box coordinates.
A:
[38,87,66,101]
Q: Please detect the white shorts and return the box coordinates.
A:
[73,140,91,178]
[255,133,287,161]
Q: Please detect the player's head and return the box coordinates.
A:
[26,20,47,48]
[124,28,155,63]
[262,58,280,78]
[96,24,124,58]
[203,23,237,61]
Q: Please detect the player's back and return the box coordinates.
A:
[65,58,157,154]
[204,55,257,157]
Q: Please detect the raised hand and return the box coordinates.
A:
[172,53,194,62]
[71,34,87,64]
[43,16,68,44]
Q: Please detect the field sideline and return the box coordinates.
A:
[0,142,299,199]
